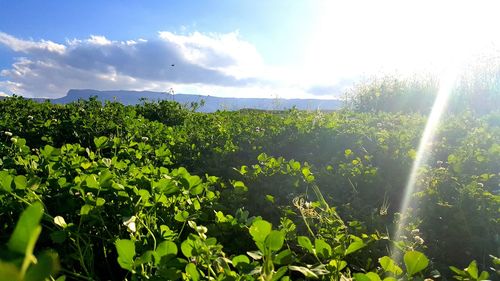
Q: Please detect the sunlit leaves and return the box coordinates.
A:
[379,256,402,275]
[345,240,366,255]
[8,202,44,255]
[404,251,429,276]
[115,239,136,271]
[0,171,13,192]
[249,220,272,243]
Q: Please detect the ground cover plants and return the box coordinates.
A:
[0,86,498,280]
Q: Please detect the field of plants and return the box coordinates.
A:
[0,87,498,280]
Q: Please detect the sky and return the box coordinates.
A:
[1,0,499,99]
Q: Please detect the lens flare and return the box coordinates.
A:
[390,65,460,263]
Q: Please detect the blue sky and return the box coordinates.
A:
[0,1,315,65]
[1,0,499,98]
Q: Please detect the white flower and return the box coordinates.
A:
[10,137,17,144]
[122,216,137,233]
[54,216,68,228]
[27,115,34,120]
[411,229,420,235]
[141,137,149,142]
[4,131,13,137]
[196,226,208,240]
[414,235,425,244]
[477,183,484,188]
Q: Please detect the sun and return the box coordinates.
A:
[303,0,500,86]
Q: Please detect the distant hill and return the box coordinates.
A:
[44,89,342,112]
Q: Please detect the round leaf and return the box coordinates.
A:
[404,251,429,276]
[249,220,272,242]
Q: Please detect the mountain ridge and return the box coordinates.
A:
[46,89,342,112]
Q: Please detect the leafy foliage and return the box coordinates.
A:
[0,96,498,280]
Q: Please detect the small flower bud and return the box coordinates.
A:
[414,235,425,244]
[4,131,13,137]
[122,216,137,233]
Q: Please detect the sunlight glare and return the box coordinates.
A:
[390,58,464,263]
[304,0,500,89]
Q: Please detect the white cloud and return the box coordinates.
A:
[0,31,349,99]
[0,31,273,98]
[0,32,66,54]
[87,35,113,46]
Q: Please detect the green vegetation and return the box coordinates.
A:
[0,85,498,280]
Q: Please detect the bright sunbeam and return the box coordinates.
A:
[390,63,462,262]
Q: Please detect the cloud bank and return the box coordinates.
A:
[0,31,281,98]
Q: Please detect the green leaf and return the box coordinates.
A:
[449,266,464,275]
[80,162,92,170]
[271,266,288,281]
[8,202,44,255]
[249,220,272,243]
[174,211,189,222]
[345,241,366,255]
[98,170,113,188]
[353,273,371,281]
[365,272,382,281]
[181,236,196,258]
[379,256,403,275]
[329,260,347,271]
[297,236,314,254]
[187,175,202,189]
[134,251,154,266]
[137,189,150,202]
[315,239,332,259]
[289,265,319,278]
[85,175,99,189]
[404,251,429,276]
[80,204,93,215]
[185,263,200,281]
[189,184,204,196]
[301,167,311,178]
[232,255,250,268]
[478,271,490,280]
[94,136,109,149]
[465,260,478,279]
[14,175,27,190]
[354,273,382,281]
[156,178,179,195]
[95,197,106,207]
[233,180,248,192]
[156,241,177,261]
[0,171,13,192]
[115,239,136,271]
[0,262,21,281]
[265,230,285,251]
[25,251,60,281]
[273,249,294,265]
